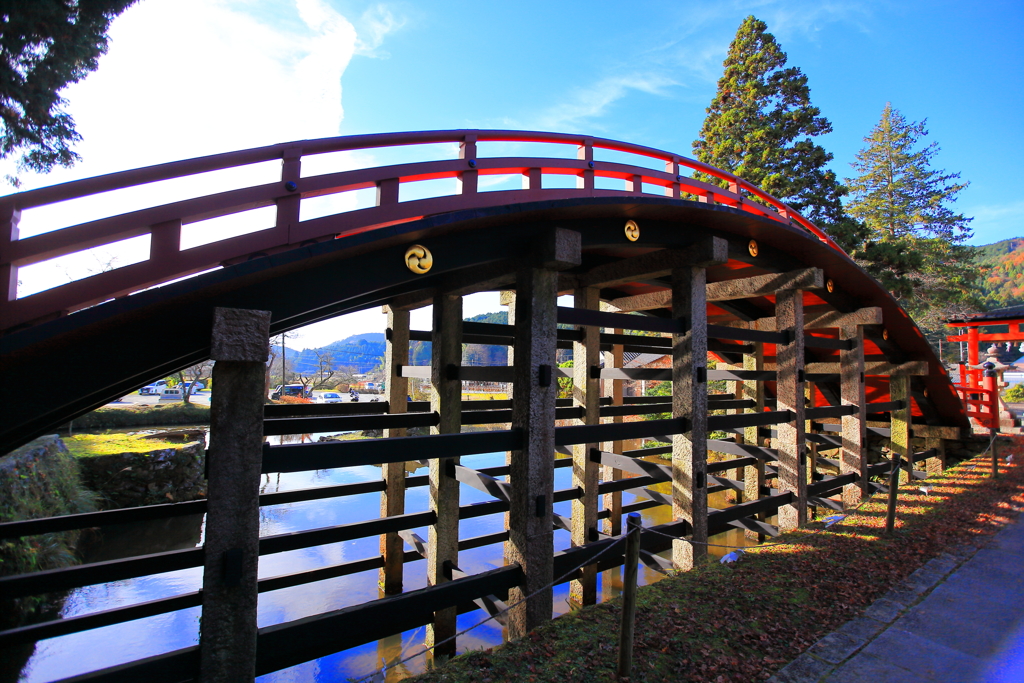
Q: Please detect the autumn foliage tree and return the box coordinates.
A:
[692,15,865,252]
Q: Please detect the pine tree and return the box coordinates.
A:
[1,0,137,185]
[845,103,980,329]
[692,16,861,251]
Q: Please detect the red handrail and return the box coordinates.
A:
[0,129,849,332]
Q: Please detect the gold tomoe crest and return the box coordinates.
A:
[405,245,433,274]
[624,220,640,242]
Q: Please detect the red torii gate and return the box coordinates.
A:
[946,305,1024,431]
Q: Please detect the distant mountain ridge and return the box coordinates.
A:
[975,237,1024,309]
[274,310,513,375]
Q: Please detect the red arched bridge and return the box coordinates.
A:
[0,129,965,450]
[0,130,976,682]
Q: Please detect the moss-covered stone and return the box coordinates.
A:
[0,435,96,625]
[73,437,206,508]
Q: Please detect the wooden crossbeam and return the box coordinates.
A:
[724,515,780,538]
[802,360,930,376]
[611,268,825,312]
[595,450,671,482]
[706,268,823,301]
[707,439,779,462]
[626,486,673,507]
[452,464,511,502]
[806,307,883,330]
[398,530,428,558]
[807,496,844,511]
[639,548,673,575]
[575,238,727,288]
[708,475,744,492]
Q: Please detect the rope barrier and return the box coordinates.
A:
[355,448,997,680]
[353,524,641,682]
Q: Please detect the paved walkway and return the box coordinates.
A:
[770,514,1024,683]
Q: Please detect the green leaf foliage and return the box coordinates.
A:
[845,103,981,341]
[692,16,860,251]
[1,0,137,183]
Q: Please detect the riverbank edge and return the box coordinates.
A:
[62,404,211,432]
[407,438,1024,683]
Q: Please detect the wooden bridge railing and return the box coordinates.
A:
[1,129,846,333]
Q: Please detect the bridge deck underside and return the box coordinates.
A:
[0,197,966,453]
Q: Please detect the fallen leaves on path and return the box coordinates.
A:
[409,437,1024,683]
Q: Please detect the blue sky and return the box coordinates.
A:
[5,0,1022,347]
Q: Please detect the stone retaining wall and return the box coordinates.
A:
[76,440,206,508]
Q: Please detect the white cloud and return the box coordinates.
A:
[9,0,405,327]
[535,73,680,132]
[354,3,406,57]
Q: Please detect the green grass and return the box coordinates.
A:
[64,433,183,457]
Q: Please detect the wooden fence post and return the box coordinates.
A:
[506,264,559,638]
[672,263,709,570]
[775,289,806,530]
[617,513,641,679]
[426,294,462,660]
[571,286,600,607]
[380,305,409,594]
[200,307,271,683]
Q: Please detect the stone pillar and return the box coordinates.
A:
[925,436,947,475]
[602,327,625,537]
[380,305,409,594]
[426,294,462,659]
[774,290,806,530]
[505,266,558,639]
[742,336,767,541]
[840,323,868,508]
[200,307,271,683]
[672,265,708,570]
[570,286,600,607]
[890,373,911,485]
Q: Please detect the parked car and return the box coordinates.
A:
[315,392,344,404]
[139,380,170,395]
[270,384,312,400]
[181,381,206,394]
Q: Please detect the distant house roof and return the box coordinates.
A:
[624,352,669,368]
[947,305,1024,325]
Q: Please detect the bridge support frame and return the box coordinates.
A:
[380,305,410,594]
[426,294,463,660]
[743,331,767,541]
[672,263,709,570]
[775,289,807,530]
[601,325,625,537]
[506,264,559,638]
[199,307,271,683]
[840,322,868,508]
[570,286,600,606]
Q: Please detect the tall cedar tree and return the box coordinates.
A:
[693,16,865,252]
[1,0,137,185]
[845,104,980,338]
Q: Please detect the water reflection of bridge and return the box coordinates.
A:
[0,130,973,681]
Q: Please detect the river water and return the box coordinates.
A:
[16,431,754,683]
